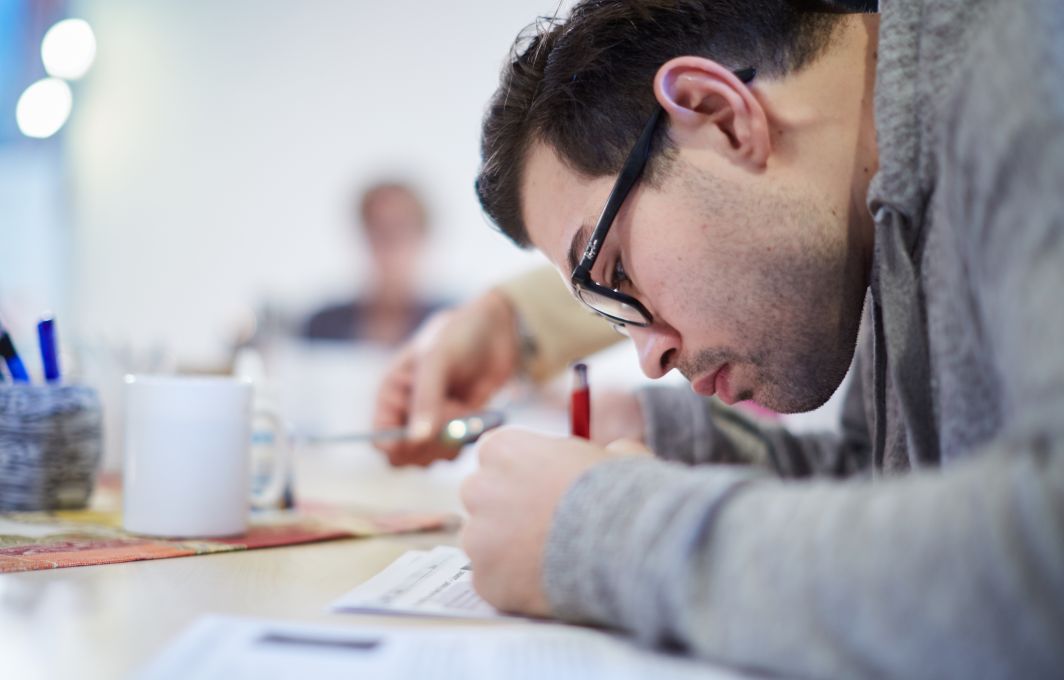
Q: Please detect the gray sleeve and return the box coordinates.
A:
[637,344,871,478]
[543,439,1064,678]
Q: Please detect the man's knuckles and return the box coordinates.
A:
[459,471,498,513]
[476,426,552,464]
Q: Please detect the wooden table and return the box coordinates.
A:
[0,445,527,680]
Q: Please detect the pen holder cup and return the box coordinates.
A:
[0,384,104,511]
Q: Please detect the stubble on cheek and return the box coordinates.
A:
[659,162,859,412]
[743,217,856,412]
[701,208,851,411]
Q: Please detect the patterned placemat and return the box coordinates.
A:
[0,506,459,574]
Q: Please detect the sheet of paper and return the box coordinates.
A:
[331,546,501,619]
[135,614,751,680]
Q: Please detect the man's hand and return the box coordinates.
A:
[372,290,521,466]
[589,388,646,445]
[460,427,650,616]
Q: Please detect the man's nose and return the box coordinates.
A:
[627,321,680,379]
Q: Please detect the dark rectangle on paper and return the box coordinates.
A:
[257,632,382,652]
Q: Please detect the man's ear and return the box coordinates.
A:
[654,56,770,171]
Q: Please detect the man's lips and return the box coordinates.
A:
[693,364,736,404]
[693,364,724,396]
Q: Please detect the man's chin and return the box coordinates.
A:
[753,374,845,414]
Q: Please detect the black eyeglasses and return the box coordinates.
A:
[570,67,757,330]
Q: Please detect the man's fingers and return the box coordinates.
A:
[408,354,449,442]
[410,442,461,467]
[383,442,415,466]
[371,352,418,455]
[460,518,504,608]
[466,380,501,411]
[374,383,410,422]
[459,467,506,514]
[459,473,481,514]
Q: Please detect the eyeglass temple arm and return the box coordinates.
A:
[574,66,756,278]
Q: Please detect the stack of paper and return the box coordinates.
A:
[138,546,754,678]
[331,546,501,618]
[136,615,748,680]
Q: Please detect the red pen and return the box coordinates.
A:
[570,362,590,439]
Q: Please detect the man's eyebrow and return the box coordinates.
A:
[567,222,594,274]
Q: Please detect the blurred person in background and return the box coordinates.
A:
[302,180,447,345]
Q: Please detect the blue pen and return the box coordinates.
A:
[38,316,61,383]
[0,328,30,383]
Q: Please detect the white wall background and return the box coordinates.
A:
[64,0,571,365]
[0,144,70,373]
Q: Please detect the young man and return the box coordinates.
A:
[373,0,1064,676]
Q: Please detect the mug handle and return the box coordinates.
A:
[249,408,291,510]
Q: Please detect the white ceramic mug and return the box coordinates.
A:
[122,375,289,537]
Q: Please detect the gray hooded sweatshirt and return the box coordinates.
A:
[541,0,1064,677]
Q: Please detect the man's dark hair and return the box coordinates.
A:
[476,0,844,247]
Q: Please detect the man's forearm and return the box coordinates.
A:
[638,383,871,477]
[495,266,619,382]
[543,439,1064,678]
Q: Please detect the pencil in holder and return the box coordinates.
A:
[0,384,104,511]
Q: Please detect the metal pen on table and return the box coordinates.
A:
[298,411,507,448]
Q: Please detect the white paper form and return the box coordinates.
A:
[135,615,753,680]
[331,546,502,619]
